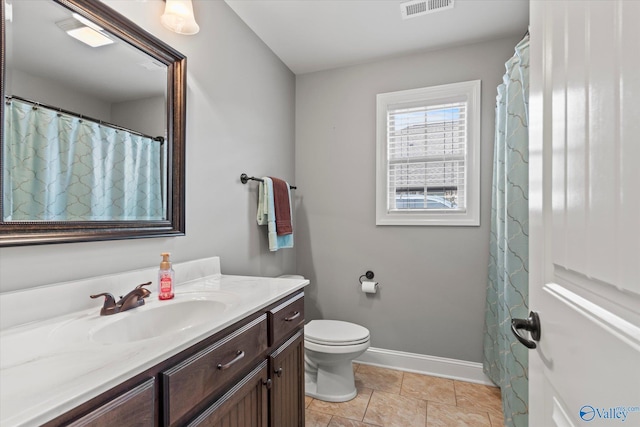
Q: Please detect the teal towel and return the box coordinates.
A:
[257,177,293,251]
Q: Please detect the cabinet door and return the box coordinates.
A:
[186,361,269,427]
[269,330,304,427]
[66,379,155,427]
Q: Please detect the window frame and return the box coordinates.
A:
[376,80,481,226]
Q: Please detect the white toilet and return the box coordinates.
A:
[277,275,370,402]
[304,319,370,402]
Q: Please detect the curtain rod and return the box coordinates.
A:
[240,173,297,190]
[5,95,165,143]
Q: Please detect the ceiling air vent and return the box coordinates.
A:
[400,0,454,20]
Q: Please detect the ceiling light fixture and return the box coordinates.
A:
[161,0,200,35]
[56,14,114,48]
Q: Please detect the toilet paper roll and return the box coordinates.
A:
[361,280,378,294]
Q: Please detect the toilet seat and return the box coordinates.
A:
[305,320,370,346]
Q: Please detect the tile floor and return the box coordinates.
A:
[305,364,504,427]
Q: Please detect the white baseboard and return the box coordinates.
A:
[355,347,496,386]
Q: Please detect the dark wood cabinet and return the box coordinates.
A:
[48,291,305,427]
[162,315,268,426]
[188,293,306,427]
[269,330,305,427]
[186,361,270,427]
[268,291,304,347]
[65,379,155,427]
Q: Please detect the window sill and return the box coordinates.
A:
[376,211,479,226]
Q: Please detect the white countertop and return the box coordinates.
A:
[0,258,308,427]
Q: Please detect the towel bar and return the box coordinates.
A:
[240,173,297,190]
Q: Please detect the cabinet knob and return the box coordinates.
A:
[263,378,272,389]
[275,367,283,377]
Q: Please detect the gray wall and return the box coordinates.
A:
[9,68,112,121]
[295,36,521,363]
[0,1,296,292]
[112,96,165,138]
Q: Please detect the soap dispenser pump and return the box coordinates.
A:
[158,252,175,300]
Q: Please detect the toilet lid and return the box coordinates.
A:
[305,320,370,346]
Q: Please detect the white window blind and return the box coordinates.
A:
[376,80,480,226]
[387,101,466,212]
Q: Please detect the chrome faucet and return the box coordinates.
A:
[90,282,152,316]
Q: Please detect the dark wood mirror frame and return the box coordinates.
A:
[0,0,186,247]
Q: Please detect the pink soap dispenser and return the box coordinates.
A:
[158,252,175,300]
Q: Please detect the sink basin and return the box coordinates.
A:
[50,297,233,344]
[91,299,227,343]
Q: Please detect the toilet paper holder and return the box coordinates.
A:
[359,271,379,294]
[358,271,375,284]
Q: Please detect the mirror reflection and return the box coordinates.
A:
[0,0,186,246]
[3,0,168,222]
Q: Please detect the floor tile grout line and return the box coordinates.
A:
[453,380,459,407]
[360,387,374,424]
[424,398,429,427]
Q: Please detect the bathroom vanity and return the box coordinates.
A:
[0,258,308,427]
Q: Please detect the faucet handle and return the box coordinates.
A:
[118,282,152,312]
[90,293,118,315]
[90,292,116,304]
[135,281,152,298]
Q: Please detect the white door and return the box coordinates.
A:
[527,1,640,426]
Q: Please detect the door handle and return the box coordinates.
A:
[511,311,541,349]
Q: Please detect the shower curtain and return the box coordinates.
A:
[483,33,529,427]
[3,98,164,221]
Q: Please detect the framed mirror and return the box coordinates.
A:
[0,0,186,246]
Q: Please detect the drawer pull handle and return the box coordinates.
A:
[217,350,245,370]
[284,311,300,322]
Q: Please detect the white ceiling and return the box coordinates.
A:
[225,0,530,75]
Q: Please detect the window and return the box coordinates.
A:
[376,80,481,226]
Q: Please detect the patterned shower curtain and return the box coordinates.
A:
[3,98,164,221]
[483,33,529,427]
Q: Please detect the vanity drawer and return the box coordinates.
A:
[268,292,304,346]
[162,315,267,426]
[66,379,155,427]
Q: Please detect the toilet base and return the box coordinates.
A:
[304,359,358,403]
[305,380,357,402]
